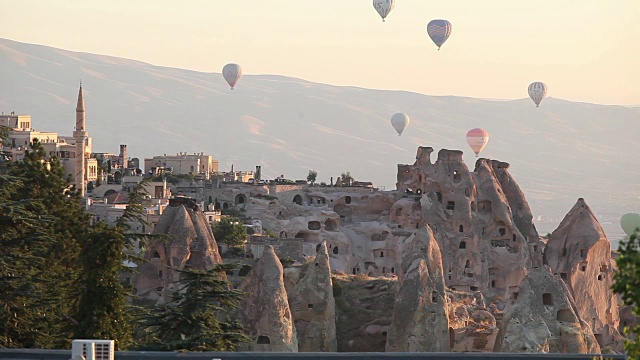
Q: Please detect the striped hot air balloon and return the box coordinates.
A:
[427,20,452,50]
[528,82,548,107]
[223,63,242,90]
[466,128,489,157]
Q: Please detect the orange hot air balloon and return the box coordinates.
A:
[466,128,489,156]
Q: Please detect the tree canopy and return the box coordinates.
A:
[340,171,354,186]
[213,217,248,248]
[307,170,318,185]
[136,267,249,351]
[613,229,640,358]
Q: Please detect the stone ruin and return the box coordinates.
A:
[133,146,625,354]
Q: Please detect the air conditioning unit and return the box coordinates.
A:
[71,339,114,360]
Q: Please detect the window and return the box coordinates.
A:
[459,224,464,233]
[459,241,466,249]
[345,196,352,204]
[446,201,455,211]
[542,293,553,306]
[499,228,506,236]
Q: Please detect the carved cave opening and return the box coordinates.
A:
[257,335,271,345]
[308,221,321,230]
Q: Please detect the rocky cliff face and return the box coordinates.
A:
[167,145,625,354]
[399,148,531,298]
[385,228,450,352]
[285,241,337,352]
[237,245,298,352]
[544,198,623,351]
[494,266,600,354]
[135,199,223,304]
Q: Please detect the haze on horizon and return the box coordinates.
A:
[2,0,639,105]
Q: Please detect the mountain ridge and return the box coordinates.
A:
[1,37,638,240]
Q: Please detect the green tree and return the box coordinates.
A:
[307,170,318,185]
[0,174,60,348]
[213,217,248,248]
[1,140,89,348]
[340,171,354,186]
[72,181,153,349]
[136,267,249,351]
[613,229,640,358]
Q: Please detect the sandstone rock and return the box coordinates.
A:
[490,160,544,268]
[286,241,337,352]
[385,227,450,352]
[544,198,623,351]
[493,266,600,354]
[399,148,530,297]
[135,198,223,304]
[237,245,298,352]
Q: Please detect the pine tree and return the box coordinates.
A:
[73,180,154,349]
[136,266,249,351]
[0,174,57,348]
[1,140,88,348]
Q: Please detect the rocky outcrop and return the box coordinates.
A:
[385,227,450,352]
[135,198,223,304]
[494,266,600,354]
[400,149,530,297]
[285,241,337,352]
[447,291,499,352]
[237,245,298,352]
[490,160,544,268]
[544,198,623,351]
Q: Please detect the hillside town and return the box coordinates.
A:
[1,86,635,356]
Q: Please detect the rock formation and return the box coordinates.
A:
[399,148,531,298]
[285,241,337,352]
[494,266,600,354]
[385,227,450,352]
[237,245,298,352]
[135,197,223,304]
[544,198,623,351]
[173,145,625,354]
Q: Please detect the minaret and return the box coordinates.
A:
[73,83,88,197]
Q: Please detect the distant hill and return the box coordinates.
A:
[1,37,638,241]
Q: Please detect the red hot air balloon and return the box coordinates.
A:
[466,128,489,157]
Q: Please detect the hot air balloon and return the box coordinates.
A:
[466,128,489,156]
[621,213,640,236]
[427,20,452,50]
[390,113,410,136]
[373,0,395,22]
[528,82,547,107]
[223,63,242,90]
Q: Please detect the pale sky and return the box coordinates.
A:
[3,0,639,105]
